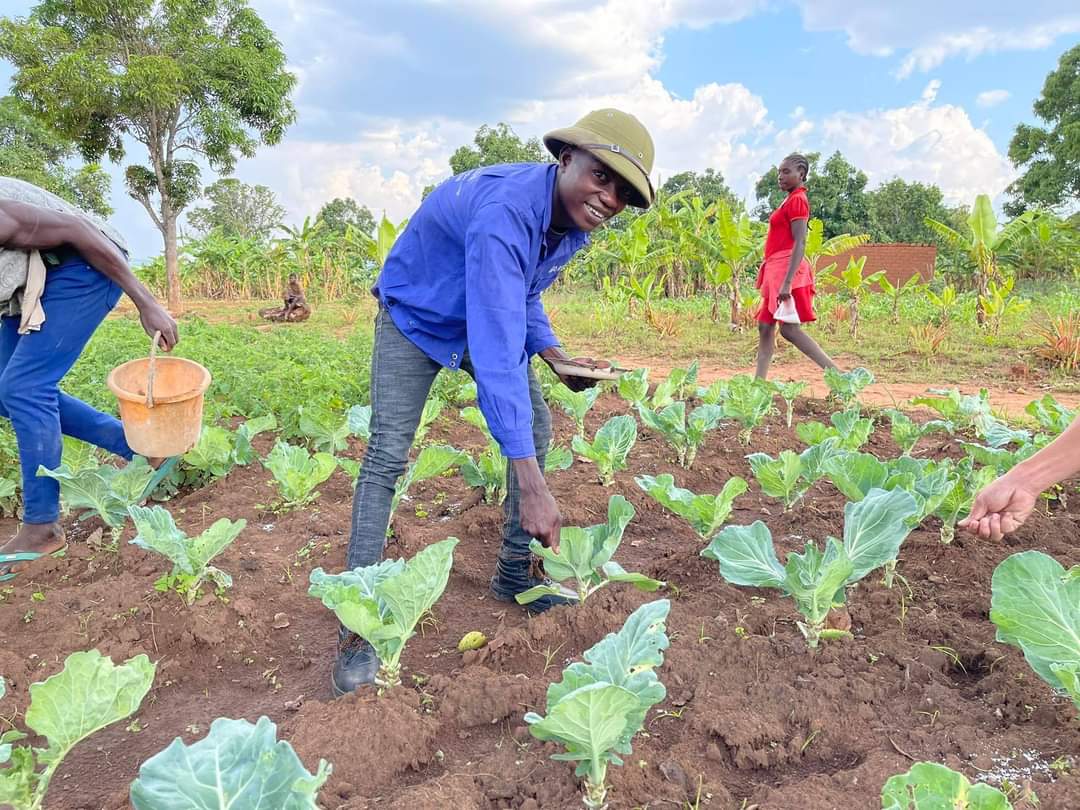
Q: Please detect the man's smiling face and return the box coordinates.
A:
[552,148,634,232]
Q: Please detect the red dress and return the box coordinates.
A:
[756,187,816,324]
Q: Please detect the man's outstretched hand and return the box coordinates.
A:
[513,457,561,553]
[958,473,1040,542]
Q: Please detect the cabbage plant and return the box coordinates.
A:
[37,456,155,537]
[637,401,723,467]
[413,396,445,445]
[881,762,1012,809]
[128,505,246,605]
[747,439,841,511]
[1026,394,1075,437]
[635,473,748,540]
[702,488,919,647]
[795,408,873,451]
[720,375,775,444]
[390,445,466,527]
[911,388,994,435]
[180,415,277,487]
[308,537,458,689]
[571,414,637,485]
[130,716,330,810]
[616,367,649,407]
[931,458,996,544]
[774,380,808,428]
[261,441,337,509]
[0,650,155,810]
[544,445,574,473]
[346,404,372,441]
[990,550,1080,711]
[823,366,874,409]
[517,495,662,605]
[525,599,670,809]
[459,407,507,504]
[884,409,953,455]
[650,360,698,408]
[549,383,602,438]
[297,405,349,453]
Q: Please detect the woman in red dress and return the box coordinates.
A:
[754,153,838,380]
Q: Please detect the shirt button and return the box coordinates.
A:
[449,360,457,368]
[451,353,459,360]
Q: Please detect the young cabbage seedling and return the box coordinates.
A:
[549,383,602,438]
[37,456,155,542]
[516,495,662,605]
[261,441,338,510]
[746,439,842,511]
[636,401,723,467]
[346,404,372,441]
[571,414,637,485]
[881,762,1013,809]
[701,488,918,647]
[544,445,574,473]
[795,408,874,451]
[128,505,245,605]
[931,457,996,544]
[0,650,155,810]
[1025,394,1075,437]
[774,380,808,428]
[911,388,995,435]
[413,396,445,445]
[721,375,775,445]
[525,599,671,809]
[130,716,331,810]
[635,473,748,540]
[616,367,649,407]
[990,550,1080,712]
[179,415,277,489]
[390,444,466,526]
[297,405,350,453]
[308,537,458,690]
[883,409,953,455]
[650,360,699,409]
[459,407,507,504]
[823,366,874,410]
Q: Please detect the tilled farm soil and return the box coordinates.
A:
[1,394,1078,809]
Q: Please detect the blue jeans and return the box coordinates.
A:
[347,307,551,584]
[0,260,130,523]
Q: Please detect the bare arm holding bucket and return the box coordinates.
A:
[0,201,178,350]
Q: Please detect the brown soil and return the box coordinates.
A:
[1,395,1078,809]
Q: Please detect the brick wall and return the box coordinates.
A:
[816,243,936,286]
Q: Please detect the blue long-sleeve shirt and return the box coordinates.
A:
[373,162,588,459]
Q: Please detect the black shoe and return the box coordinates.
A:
[331,625,378,697]
[489,574,578,614]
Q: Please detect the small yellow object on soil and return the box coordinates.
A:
[457,631,488,652]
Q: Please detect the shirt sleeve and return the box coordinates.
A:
[524,292,559,356]
[464,203,538,460]
[787,193,810,222]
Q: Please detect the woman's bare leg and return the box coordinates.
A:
[755,322,778,379]
[779,323,837,371]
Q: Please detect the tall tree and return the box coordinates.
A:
[754,151,871,238]
[1006,43,1080,215]
[866,178,950,243]
[448,123,546,175]
[0,96,112,215]
[660,169,741,212]
[317,197,376,237]
[0,0,297,311]
[187,178,284,242]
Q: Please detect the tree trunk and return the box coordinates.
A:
[975,267,989,327]
[164,212,181,313]
[729,273,742,330]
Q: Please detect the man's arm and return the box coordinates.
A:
[0,201,178,349]
[465,204,561,550]
[959,415,1080,541]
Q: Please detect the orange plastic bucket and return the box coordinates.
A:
[106,333,211,458]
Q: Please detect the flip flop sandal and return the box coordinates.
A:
[0,549,60,581]
[141,456,180,502]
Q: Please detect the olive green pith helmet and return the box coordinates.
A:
[543,108,656,208]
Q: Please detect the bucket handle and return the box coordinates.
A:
[145,331,161,409]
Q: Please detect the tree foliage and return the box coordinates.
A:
[0,96,112,216]
[754,151,871,238]
[448,122,546,175]
[317,197,376,237]
[660,169,741,212]
[866,178,950,244]
[187,178,284,243]
[1007,42,1080,215]
[0,0,297,311]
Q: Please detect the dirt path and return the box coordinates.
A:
[617,354,1080,418]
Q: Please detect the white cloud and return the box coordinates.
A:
[976,89,1011,107]
[791,1,1080,77]
[820,88,1015,205]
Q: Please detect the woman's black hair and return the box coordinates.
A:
[782,153,810,182]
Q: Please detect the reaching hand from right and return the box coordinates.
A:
[958,473,1040,542]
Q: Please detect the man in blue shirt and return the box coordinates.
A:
[333,109,655,695]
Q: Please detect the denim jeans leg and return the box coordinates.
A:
[346,308,442,570]
[495,365,552,583]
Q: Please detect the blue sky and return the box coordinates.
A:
[1,0,1078,260]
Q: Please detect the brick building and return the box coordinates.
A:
[816,243,936,286]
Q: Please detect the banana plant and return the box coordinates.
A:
[979,277,1029,337]
[925,196,1034,326]
[924,284,960,324]
[803,218,870,272]
[816,256,883,338]
[687,201,759,327]
[876,274,924,323]
[375,212,409,270]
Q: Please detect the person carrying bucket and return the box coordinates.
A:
[0,177,179,581]
[333,109,656,695]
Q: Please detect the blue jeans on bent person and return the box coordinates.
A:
[346,307,551,584]
[0,259,130,524]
